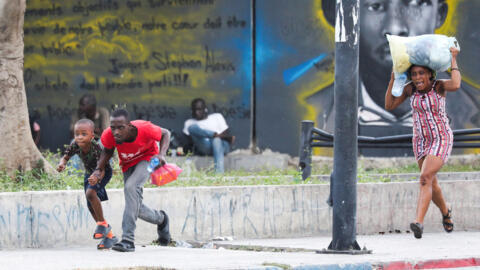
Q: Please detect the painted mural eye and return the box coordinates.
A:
[366,2,386,12]
[407,0,432,7]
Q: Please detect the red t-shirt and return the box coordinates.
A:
[101,120,162,172]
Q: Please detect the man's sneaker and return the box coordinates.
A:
[112,239,135,252]
[157,210,171,246]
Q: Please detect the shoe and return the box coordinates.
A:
[112,239,135,252]
[442,208,454,233]
[157,210,171,246]
[97,236,118,250]
[410,222,423,239]
[93,224,111,239]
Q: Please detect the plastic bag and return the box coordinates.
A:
[387,34,460,96]
[391,72,408,97]
[151,163,182,186]
[406,34,459,71]
[387,35,411,74]
[387,34,459,73]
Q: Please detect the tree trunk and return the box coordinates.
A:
[0,0,54,175]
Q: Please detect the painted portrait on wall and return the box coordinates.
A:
[304,0,480,155]
[255,0,480,156]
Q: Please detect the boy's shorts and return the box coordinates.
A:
[83,167,112,207]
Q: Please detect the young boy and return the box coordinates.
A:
[57,118,117,249]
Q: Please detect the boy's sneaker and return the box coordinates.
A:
[112,239,135,252]
[157,210,171,246]
[93,224,111,239]
[97,236,118,250]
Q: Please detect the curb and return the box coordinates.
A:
[249,263,372,270]
[374,257,480,270]
[251,257,480,270]
[292,263,372,270]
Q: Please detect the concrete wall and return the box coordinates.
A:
[169,149,292,172]
[1,180,479,249]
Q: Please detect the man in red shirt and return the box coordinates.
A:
[89,108,171,252]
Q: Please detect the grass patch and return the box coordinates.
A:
[357,162,480,174]
[0,150,125,193]
[0,150,479,192]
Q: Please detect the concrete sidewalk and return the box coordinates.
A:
[1,231,479,270]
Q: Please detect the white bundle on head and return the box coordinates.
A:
[405,34,459,72]
[387,34,460,97]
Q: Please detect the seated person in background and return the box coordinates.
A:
[183,98,235,173]
[29,110,41,146]
[70,94,110,140]
[69,94,110,171]
[167,130,194,156]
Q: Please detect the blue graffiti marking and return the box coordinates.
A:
[242,190,258,237]
[35,211,50,244]
[52,204,66,240]
[211,192,227,237]
[229,198,237,236]
[283,53,327,85]
[181,193,199,239]
[0,210,12,244]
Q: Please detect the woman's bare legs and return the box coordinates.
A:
[415,155,451,226]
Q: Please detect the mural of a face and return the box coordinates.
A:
[318,0,449,119]
[360,0,446,71]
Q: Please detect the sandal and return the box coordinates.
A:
[442,208,454,233]
[410,222,423,239]
[97,236,118,250]
[93,224,111,239]
[112,239,135,252]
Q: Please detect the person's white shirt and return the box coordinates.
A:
[183,113,228,136]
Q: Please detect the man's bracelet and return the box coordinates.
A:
[451,68,459,71]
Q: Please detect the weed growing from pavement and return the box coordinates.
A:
[0,150,479,192]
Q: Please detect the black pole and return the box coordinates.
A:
[329,0,361,251]
[299,120,314,180]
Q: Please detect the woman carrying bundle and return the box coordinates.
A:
[385,47,460,239]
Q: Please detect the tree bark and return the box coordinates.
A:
[0,0,54,175]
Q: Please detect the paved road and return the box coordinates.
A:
[1,232,479,269]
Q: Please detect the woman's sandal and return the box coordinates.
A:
[93,224,111,239]
[410,222,423,239]
[97,236,118,250]
[442,208,454,233]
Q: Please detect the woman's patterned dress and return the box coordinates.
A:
[410,81,453,162]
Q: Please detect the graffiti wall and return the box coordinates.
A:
[2,181,480,248]
[24,0,480,156]
[255,0,480,156]
[24,0,252,151]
